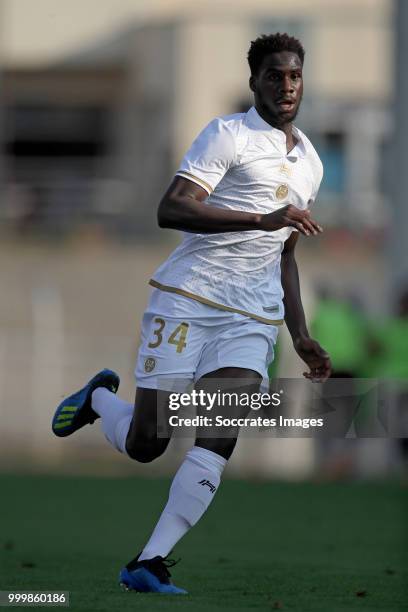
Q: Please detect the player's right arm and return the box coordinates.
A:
[158,177,322,235]
[158,116,321,235]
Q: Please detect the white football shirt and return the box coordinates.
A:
[150,106,323,324]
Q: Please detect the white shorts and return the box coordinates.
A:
[135,289,279,391]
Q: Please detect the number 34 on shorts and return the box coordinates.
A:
[148,317,190,354]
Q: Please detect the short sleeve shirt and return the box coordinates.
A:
[150,106,323,324]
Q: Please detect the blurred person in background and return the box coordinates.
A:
[365,288,408,471]
[366,288,408,381]
[311,286,368,478]
[311,286,367,382]
[51,33,331,594]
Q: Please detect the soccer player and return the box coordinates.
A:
[52,33,331,594]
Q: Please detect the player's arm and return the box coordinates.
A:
[281,232,332,381]
[158,176,323,234]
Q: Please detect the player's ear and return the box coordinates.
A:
[249,75,256,93]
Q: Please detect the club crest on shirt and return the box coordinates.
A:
[144,357,156,373]
[276,184,289,200]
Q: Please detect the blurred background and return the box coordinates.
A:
[0,0,407,480]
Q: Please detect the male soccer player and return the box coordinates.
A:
[52,33,331,594]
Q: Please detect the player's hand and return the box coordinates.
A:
[260,205,323,236]
[293,336,332,382]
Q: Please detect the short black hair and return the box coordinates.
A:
[247,33,305,75]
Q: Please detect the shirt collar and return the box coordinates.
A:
[246,106,307,157]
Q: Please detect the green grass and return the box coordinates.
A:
[0,475,407,611]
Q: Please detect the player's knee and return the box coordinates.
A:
[125,435,169,463]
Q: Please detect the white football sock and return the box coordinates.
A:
[139,445,226,561]
[92,388,133,454]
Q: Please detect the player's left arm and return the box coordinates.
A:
[281,232,332,382]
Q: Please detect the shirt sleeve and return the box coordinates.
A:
[176,117,236,195]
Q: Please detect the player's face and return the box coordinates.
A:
[250,51,303,126]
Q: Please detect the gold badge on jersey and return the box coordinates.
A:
[276,184,289,200]
[144,357,156,373]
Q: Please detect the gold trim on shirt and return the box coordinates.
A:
[176,171,214,195]
[149,279,284,326]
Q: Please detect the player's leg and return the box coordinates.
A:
[133,367,261,563]
[120,319,277,593]
[88,385,174,461]
[51,370,172,461]
[194,366,262,459]
[54,378,175,462]
[113,364,260,466]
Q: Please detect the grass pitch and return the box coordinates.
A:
[0,475,406,611]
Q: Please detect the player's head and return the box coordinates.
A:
[248,33,305,126]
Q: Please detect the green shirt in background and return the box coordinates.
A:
[369,318,408,380]
[311,298,367,374]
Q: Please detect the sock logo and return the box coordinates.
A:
[198,479,216,494]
